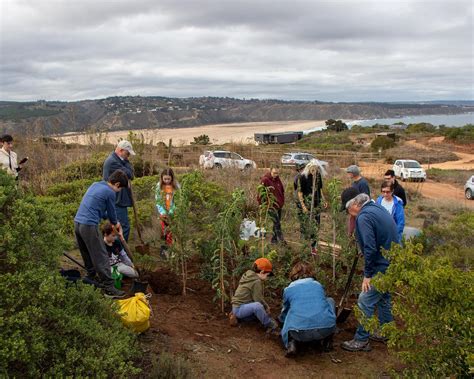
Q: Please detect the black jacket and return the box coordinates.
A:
[393,180,407,206]
[102,152,134,207]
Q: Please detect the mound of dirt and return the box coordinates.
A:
[148,266,182,295]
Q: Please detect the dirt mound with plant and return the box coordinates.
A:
[148,266,182,295]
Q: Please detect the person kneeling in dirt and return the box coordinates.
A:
[229,258,279,334]
[279,262,336,357]
[102,222,138,279]
[74,169,129,298]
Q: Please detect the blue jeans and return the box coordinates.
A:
[233,302,272,328]
[115,206,130,242]
[355,287,393,341]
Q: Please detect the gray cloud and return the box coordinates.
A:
[0,0,472,101]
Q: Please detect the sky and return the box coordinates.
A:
[0,0,473,102]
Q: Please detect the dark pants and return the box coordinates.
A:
[289,326,335,343]
[268,208,283,243]
[74,222,113,288]
[116,206,130,242]
[297,201,321,242]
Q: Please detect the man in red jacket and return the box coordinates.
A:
[259,166,285,244]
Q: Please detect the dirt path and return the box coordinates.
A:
[142,278,396,378]
[405,138,474,170]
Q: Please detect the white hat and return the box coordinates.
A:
[117,140,136,156]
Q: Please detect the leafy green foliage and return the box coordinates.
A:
[370,135,396,151]
[0,170,140,376]
[296,131,357,151]
[441,124,474,144]
[325,119,349,132]
[0,268,139,377]
[191,134,211,145]
[51,153,107,181]
[211,189,246,311]
[405,122,437,134]
[369,242,473,377]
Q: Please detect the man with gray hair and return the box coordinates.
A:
[341,193,399,352]
[103,140,136,241]
[346,165,371,197]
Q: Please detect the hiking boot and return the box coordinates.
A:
[369,332,388,343]
[104,286,126,299]
[341,339,372,352]
[285,339,297,357]
[228,312,238,327]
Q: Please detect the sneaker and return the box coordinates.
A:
[265,318,281,336]
[341,339,372,352]
[369,332,388,343]
[229,312,238,327]
[104,286,126,299]
[285,339,297,357]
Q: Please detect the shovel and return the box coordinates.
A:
[129,181,150,254]
[120,233,149,295]
[336,248,359,324]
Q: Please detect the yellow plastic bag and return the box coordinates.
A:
[116,292,151,333]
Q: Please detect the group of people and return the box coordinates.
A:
[3,135,407,356]
[231,162,408,356]
[74,140,180,297]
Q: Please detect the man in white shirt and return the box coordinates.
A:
[0,134,26,179]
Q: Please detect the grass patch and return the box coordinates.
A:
[296,131,360,151]
[385,144,458,164]
[426,168,473,186]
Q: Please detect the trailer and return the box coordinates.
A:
[254,131,304,144]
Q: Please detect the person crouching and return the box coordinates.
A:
[279,262,336,357]
[102,222,138,279]
[229,258,279,335]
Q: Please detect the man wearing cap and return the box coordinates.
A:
[341,193,398,352]
[346,165,371,197]
[103,140,135,241]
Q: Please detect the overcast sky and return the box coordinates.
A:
[0,0,473,102]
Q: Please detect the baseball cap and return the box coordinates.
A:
[340,187,360,212]
[346,165,360,176]
[117,140,136,156]
[254,257,273,275]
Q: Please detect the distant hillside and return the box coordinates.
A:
[0,96,472,136]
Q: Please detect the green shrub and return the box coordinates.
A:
[0,269,140,377]
[149,352,194,379]
[405,122,437,134]
[52,153,108,181]
[132,175,159,201]
[191,134,211,145]
[369,242,473,377]
[371,136,396,151]
[442,124,474,144]
[0,170,140,376]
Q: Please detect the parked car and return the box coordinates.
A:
[464,175,474,200]
[281,152,315,167]
[199,150,256,170]
[393,159,427,182]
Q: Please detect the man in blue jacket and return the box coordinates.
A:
[102,140,135,241]
[74,169,129,298]
[341,193,399,352]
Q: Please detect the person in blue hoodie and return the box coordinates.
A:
[74,169,129,298]
[341,193,399,352]
[376,180,405,241]
[279,262,336,357]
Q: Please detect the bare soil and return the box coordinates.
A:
[140,275,398,378]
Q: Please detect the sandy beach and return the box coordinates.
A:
[57,120,326,145]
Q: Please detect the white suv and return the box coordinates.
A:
[281,152,315,167]
[393,159,427,182]
[199,150,257,170]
